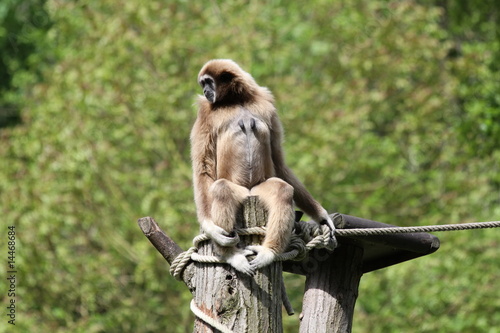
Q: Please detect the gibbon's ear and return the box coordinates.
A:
[219,71,235,83]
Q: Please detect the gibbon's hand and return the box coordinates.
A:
[202,220,240,247]
[315,209,338,248]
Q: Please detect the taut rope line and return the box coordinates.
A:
[179,218,500,333]
[334,221,500,236]
[170,219,500,280]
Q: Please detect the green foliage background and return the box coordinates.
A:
[1,0,499,332]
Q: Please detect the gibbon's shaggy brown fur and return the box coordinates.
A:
[191,59,336,275]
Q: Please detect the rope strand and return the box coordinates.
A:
[170,220,500,279]
[178,218,500,331]
[190,300,234,333]
[334,221,500,237]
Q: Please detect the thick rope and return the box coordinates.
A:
[170,224,333,279]
[190,299,234,333]
[334,221,500,237]
[170,220,500,280]
[179,219,500,331]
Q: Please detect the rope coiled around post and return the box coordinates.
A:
[170,221,333,280]
[190,299,234,333]
[176,218,500,332]
[170,219,500,280]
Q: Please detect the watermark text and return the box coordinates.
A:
[6,226,16,325]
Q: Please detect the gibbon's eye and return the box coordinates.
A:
[220,71,234,83]
[199,74,214,87]
[199,77,213,87]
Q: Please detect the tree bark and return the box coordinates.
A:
[299,243,364,333]
[192,196,283,333]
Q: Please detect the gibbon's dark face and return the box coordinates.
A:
[198,59,254,106]
[199,74,216,103]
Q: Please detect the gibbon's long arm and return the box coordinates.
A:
[190,116,239,247]
[269,114,336,234]
[190,118,214,223]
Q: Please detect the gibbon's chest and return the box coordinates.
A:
[212,107,274,186]
[213,107,271,143]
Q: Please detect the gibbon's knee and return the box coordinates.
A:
[209,180,237,232]
[272,178,294,202]
[210,179,249,203]
[209,179,233,201]
[252,177,294,204]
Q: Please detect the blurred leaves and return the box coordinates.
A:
[0,0,498,332]
[0,0,52,128]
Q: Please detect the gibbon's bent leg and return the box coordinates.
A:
[207,179,255,275]
[209,179,250,235]
[247,177,295,270]
[201,179,249,247]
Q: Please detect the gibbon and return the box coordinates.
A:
[191,59,336,275]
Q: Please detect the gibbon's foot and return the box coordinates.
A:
[241,248,256,257]
[226,250,255,276]
[203,222,240,247]
[247,245,277,271]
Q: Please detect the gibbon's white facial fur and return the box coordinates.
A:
[191,59,337,275]
[199,74,216,103]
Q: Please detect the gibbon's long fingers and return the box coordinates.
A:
[315,210,338,247]
[242,248,255,257]
[225,249,255,276]
[247,245,276,270]
[322,214,338,246]
[202,220,240,247]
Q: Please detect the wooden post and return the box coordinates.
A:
[299,243,364,333]
[138,207,439,332]
[192,196,283,333]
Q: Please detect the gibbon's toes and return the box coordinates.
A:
[249,247,276,271]
[242,249,255,257]
[238,264,256,276]
[226,253,255,276]
[246,245,263,253]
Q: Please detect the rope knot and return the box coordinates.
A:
[170,220,339,280]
